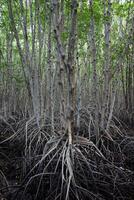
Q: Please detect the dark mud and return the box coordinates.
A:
[0,116,134,200]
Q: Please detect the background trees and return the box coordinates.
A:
[0,0,134,199]
[1,0,133,135]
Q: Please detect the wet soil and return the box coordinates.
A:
[0,117,134,200]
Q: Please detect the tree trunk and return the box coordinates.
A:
[101,0,111,131]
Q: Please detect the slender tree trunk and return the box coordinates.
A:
[76,53,81,135]
[47,8,54,133]
[101,0,111,130]
[6,32,13,116]
[8,0,42,126]
[89,0,99,142]
[66,0,78,144]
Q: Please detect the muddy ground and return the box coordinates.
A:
[0,117,134,200]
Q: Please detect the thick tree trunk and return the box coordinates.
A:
[52,0,78,144]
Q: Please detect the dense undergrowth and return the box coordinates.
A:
[0,112,134,200]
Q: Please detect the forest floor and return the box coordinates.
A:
[0,116,134,200]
